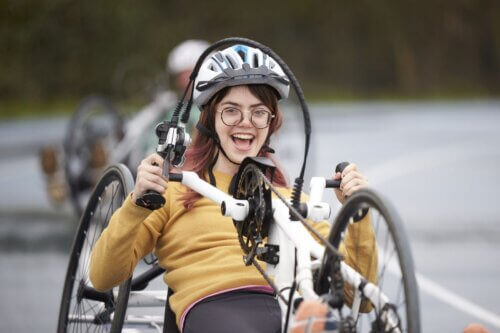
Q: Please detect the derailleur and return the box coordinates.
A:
[371,303,402,333]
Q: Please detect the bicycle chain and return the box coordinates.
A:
[251,257,288,305]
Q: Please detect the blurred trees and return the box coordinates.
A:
[1,0,499,103]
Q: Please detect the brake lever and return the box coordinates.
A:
[135,121,190,210]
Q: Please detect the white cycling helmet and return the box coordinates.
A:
[167,39,210,75]
[193,44,290,108]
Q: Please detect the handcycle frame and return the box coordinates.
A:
[92,166,412,332]
[173,169,399,331]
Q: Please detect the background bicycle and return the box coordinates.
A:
[39,40,210,217]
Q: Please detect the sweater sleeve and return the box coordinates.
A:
[89,193,169,291]
[340,213,378,312]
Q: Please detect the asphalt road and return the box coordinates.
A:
[0,100,499,332]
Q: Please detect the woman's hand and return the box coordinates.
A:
[333,163,368,204]
[131,153,168,204]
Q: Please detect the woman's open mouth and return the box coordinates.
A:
[231,133,255,151]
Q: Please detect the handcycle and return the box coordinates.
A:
[57,160,420,332]
[57,37,420,333]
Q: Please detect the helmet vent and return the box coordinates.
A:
[237,50,246,62]
[226,55,238,69]
[252,54,259,67]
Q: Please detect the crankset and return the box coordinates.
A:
[232,157,275,265]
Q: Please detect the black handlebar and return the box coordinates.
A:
[325,162,350,188]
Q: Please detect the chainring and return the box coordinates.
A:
[233,163,273,262]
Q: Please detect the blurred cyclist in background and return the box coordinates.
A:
[168,39,209,94]
[40,39,209,207]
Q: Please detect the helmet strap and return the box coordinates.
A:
[195,122,241,166]
[207,154,218,187]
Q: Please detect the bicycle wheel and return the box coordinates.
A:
[64,95,124,217]
[315,188,420,333]
[58,164,134,333]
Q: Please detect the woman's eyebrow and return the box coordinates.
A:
[220,101,240,107]
[220,101,266,108]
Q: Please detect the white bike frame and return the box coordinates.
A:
[93,171,398,332]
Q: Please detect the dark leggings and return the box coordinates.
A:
[182,290,282,333]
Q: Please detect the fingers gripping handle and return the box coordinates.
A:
[326,161,369,222]
[135,160,167,210]
[136,121,188,210]
[325,161,350,188]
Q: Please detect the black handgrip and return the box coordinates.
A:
[135,160,166,210]
[168,173,183,182]
[136,190,165,210]
[325,179,341,188]
[325,161,350,188]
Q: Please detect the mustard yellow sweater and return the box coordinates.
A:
[89,170,377,327]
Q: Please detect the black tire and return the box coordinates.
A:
[64,95,124,217]
[316,188,420,333]
[58,164,134,332]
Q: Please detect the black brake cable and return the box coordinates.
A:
[173,37,312,218]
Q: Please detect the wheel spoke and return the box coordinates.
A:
[316,189,420,332]
[59,165,134,332]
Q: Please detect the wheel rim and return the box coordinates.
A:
[317,189,420,333]
[59,167,130,332]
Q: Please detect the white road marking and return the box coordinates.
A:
[417,273,500,328]
[367,143,500,328]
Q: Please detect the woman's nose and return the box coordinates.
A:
[238,110,253,127]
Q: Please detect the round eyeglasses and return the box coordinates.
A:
[218,108,275,129]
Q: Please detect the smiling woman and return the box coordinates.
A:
[209,85,279,173]
[178,83,287,210]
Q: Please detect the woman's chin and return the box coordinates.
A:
[231,154,247,165]
[229,151,255,164]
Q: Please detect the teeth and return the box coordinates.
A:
[232,134,254,140]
